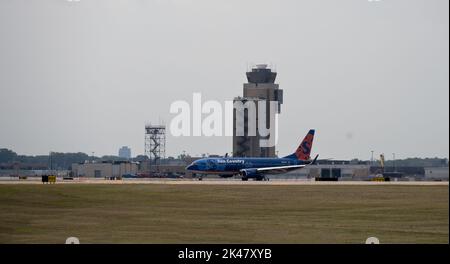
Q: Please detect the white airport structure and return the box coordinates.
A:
[72,161,138,178]
[424,167,449,181]
[256,164,372,180]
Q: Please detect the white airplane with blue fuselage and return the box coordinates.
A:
[186,129,318,181]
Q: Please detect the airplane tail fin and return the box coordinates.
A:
[284,129,315,161]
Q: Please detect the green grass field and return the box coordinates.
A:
[0,184,448,244]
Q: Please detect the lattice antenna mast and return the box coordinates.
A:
[145,124,166,172]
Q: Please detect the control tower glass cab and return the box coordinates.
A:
[246,64,277,84]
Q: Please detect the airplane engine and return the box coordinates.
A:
[240,169,262,181]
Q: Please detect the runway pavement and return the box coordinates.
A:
[0,177,448,186]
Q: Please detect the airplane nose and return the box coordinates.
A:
[186,164,198,171]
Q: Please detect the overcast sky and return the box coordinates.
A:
[0,0,448,160]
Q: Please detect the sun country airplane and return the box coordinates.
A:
[186,129,318,181]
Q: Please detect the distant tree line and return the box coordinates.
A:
[1,148,448,170]
[354,157,448,168]
[381,157,448,168]
[0,148,149,170]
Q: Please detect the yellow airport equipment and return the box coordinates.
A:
[42,175,57,184]
[48,175,56,184]
[371,176,386,182]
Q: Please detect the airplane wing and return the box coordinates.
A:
[243,155,319,175]
[255,164,308,175]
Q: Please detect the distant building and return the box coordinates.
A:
[118,146,131,160]
[425,167,449,181]
[72,161,138,178]
[268,164,371,180]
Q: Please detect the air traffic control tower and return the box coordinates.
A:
[233,64,283,158]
